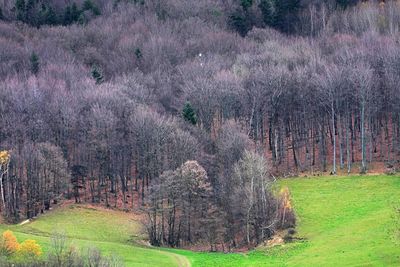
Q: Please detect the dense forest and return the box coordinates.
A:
[0,0,400,249]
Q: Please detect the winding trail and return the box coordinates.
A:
[139,240,190,267]
[157,250,191,267]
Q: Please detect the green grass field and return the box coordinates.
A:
[1,174,399,266]
[0,205,189,267]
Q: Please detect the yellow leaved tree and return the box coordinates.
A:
[19,239,42,257]
[0,230,42,259]
[279,187,295,228]
[0,150,10,211]
[0,150,10,165]
[0,230,20,255]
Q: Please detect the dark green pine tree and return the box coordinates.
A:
[134,48,142,59]
[0,7,4,20]
[15,0,26,21]
[63,5,72,25]
[83,0,101,16]
[275,0,301,33]
[336,0,359,9]
[91,65,104,84]
[83,0,94,11]
[30,52,39,76]
[77,13,87,25]
[25,0,36,24]
[43,5,58,25]
[240,0,253,11]
[91,4,101,16]
[229,10,252,37]
[182,102,197,125]
[71,3,80,22]
[259,0,276,28]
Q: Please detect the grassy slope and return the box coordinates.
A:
[0,205,186,267]
[174,175,400,266]
[0,175,399,266]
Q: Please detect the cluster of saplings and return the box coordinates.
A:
[0,231,123,267]
[1,0,400,249]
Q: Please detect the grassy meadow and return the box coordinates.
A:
[1,174,399,266]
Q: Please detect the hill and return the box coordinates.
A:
[1,174,398,266]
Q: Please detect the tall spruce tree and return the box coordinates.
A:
[240,0,253,11]
[71,3,80,22]
[63,6,72,25]
[15,0,26,21]
[182,102,197,125]
[91,65,104,84]
[259,0,276,27]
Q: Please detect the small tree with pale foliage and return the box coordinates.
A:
[233,150,277,246]
[278,187,296,229]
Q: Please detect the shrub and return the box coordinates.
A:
[18,239,42,258]
[0,230,20,255]
[278,187,296,229]
[29,52,39,76]
[182,102,197,125]
[287,228,296,235]
[0,150,10,164]
[283,228,296,243]
[91,65,104,84]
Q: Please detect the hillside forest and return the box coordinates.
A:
[0,0,400,253]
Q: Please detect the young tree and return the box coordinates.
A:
[18,239,42,258]
[0,230,20,255]
[350,63,374,173]
[0,151,10,212]
[71,3,81,22]
[91,65,104,84]
[259,0,276,27]
[63,5,72,25]
[29,52,39,76]
[15,0,26,22]
[0,7,4,20]
[233,150,277,246]
[229,9,252,37]
[71,165,87,203]
[314,64,344,175]
[182,102,197,125]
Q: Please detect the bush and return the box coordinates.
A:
[283,233,293,243]
[287,228,296,235]
[0,230,20,255]
[283,228,297,243]
[278,187,296,229]
[0,230,44,265]
[19,240,42,258]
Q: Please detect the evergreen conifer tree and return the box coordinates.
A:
[91,65,104,84]
[30,52,39,76]
[182,102,197,125]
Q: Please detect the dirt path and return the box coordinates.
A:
[139,240,190,267]
[157,250,191,267]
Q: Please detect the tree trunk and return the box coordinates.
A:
[361,102,367,173]
[331,102,336,175]
[346,114,351,174]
